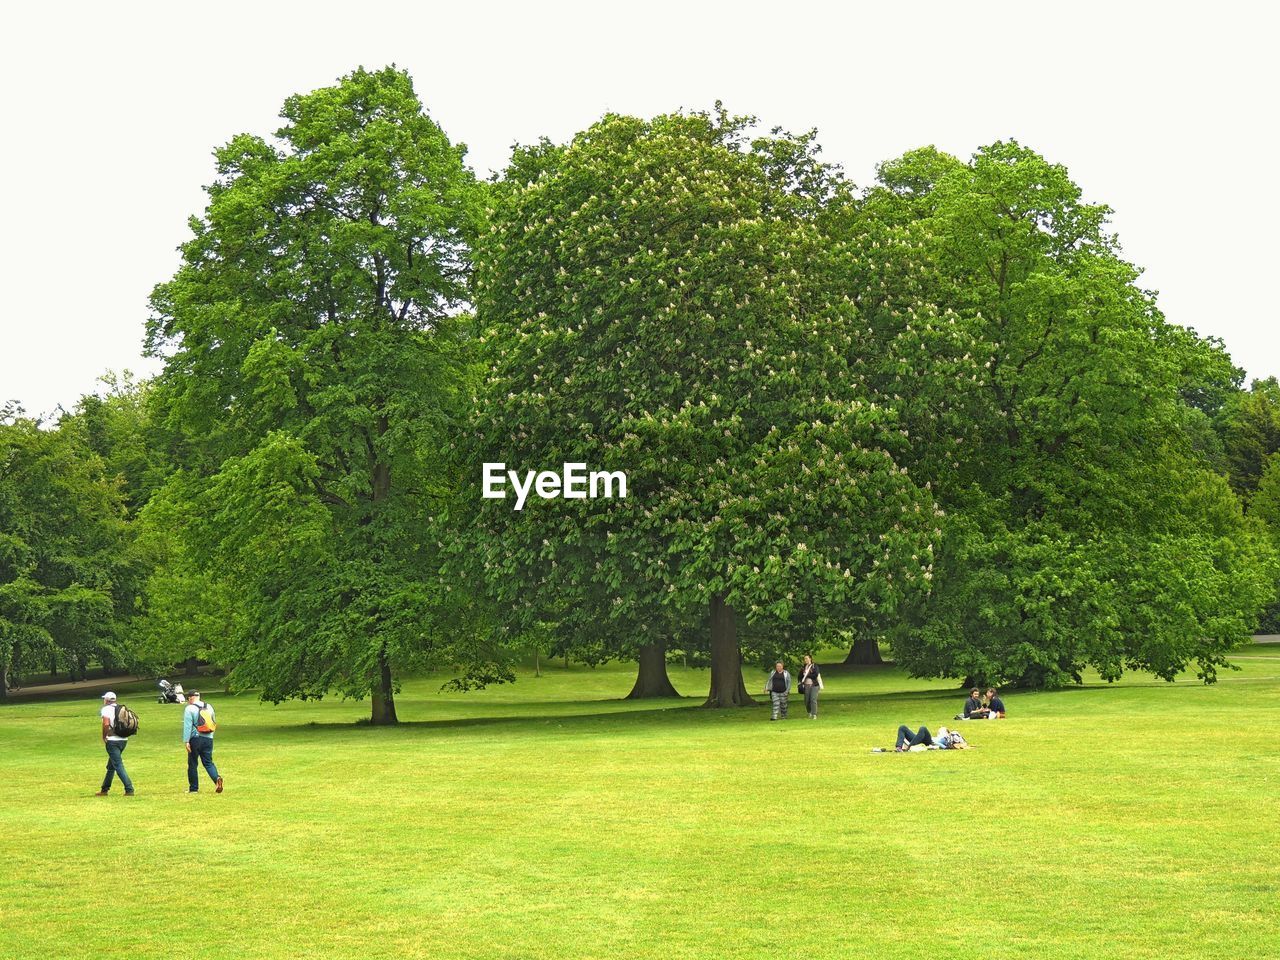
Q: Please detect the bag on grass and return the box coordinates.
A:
[113,703,139,738]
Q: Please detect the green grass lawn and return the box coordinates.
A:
[3,647,1279,960]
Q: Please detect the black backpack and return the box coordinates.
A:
[113,703,139,738]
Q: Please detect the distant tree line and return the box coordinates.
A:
[3,67,1277,717]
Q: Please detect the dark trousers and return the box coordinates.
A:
[895,725,932,749]
[102,740,133,793]
[187,736,220,791]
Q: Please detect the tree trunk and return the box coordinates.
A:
[627,640,681,698]
[844,634,884,665]
[184,656,201,677]
[370,643,398,725]
[704,595,756,707]
[0,660,8,701]
[366,437,399,725]
[534,649,540,678]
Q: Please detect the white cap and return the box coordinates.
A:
[101,691,116,701]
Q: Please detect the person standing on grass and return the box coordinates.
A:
[183,690,223,793]
[94,692,134,797]
[799,654,823,719]
[764,661,791,720]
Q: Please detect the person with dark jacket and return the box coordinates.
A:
[764,662,791,720]
[957,688,988,720]
[985,688,1007,718]
[798,654,823,719]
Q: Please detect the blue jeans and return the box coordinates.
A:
[102,740,133,793]
[188,736,220,791]
[895,725,932,749]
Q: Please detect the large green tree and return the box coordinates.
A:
[855,142,1277,685]
[462,110,939,706]
[146,67,483,723]
[0,410,134,695]
[1218,377,1280,502]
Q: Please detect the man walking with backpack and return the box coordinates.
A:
[183,689,223,793]
[95,691,135,796]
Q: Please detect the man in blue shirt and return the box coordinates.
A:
[183,690,223,793]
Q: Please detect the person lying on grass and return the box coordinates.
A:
[885,725,969,752]
[895,725,933,751]
[935,726,970,749]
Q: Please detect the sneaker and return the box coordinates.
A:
[124,791,135,796]
[216,777,224,794]
[94,790,109,797]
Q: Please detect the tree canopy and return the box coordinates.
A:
[144,66,484,722]
[5,69,1275,707]
[461,110,940,705]
[855,142,1277,685]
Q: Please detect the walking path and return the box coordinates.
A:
[4,674,149,699]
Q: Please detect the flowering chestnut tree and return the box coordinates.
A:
[462,110,940,705]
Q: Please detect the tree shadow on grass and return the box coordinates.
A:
[232,683,972,738]
[241,699,723,737]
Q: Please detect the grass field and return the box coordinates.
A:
[3,647,1279,960]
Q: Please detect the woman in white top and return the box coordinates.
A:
[799,654,824,719]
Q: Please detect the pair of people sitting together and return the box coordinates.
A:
[956,687,1006,720]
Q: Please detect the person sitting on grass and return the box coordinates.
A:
[984,687,1006,718]
[895,724,933,751]
[956,688,988,720]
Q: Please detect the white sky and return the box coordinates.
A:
[1,1,1276,418]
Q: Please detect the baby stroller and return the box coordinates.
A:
[157,679,186,704]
